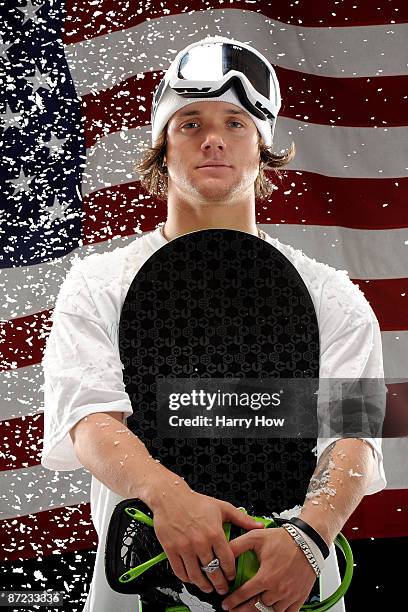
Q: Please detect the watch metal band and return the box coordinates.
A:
[273,516,330,560]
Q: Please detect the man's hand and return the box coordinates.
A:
[151,486,265,596]
[220,527,317,612]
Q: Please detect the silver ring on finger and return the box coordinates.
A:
[200,558,220,574]
[254,598,276,612]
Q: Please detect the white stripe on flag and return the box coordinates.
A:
[1,235,137,320]
[1,227,406,320]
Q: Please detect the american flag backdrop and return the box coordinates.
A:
[1,0,408,610]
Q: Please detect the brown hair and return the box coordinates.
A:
[134,126,295,202]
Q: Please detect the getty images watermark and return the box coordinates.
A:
[156,377,388,439]
[167,387,285,430]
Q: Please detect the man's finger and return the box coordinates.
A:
[166,551,189,583]
[222,502,265,532]
[228,531,257,558]
[229,594,268,612]
[213,538,237,582]
[197,544,229,594]
[221,574,266,610]
[183,551,214,593]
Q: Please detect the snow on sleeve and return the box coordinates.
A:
[316,268,387,495]
[41,257,132,472]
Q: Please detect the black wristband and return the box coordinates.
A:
[273,516,330,560]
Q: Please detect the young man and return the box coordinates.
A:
[41,37,386,612]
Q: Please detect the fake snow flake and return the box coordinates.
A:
[348,469,363,477]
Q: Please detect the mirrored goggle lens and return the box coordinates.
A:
[177,43,272,101]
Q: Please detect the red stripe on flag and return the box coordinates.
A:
[1,503,96,562]
[258,172,408,230]
[0,414,43,470]
[0,311,52,371]
[343,488,408,540]
[81,177,408,248]
[82,71,159,149]
[354,279,408,331]
[63,1,408,45]
[81,183,168,244]
[383,383,408,438]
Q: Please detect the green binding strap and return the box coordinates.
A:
[302,533,353,611]
[120,508,167,584]
[126,506,353,611]
[120,507,232,584]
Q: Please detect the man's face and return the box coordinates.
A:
[165,101,260,203]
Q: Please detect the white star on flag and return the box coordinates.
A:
[45,194,70,224]
[8,167,35,196]
[42,133,68,157]
[25,65,54,95]
[16,0,43,26]
[1,104,24,133]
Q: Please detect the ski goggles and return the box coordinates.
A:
[151,39,281,128]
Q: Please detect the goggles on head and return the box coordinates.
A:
[152,38,281,132]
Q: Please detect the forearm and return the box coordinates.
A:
[73,412,191,508]
[299,438,376,546]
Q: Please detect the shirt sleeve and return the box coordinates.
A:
[41,257,133,472]
[316,269,387,495]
